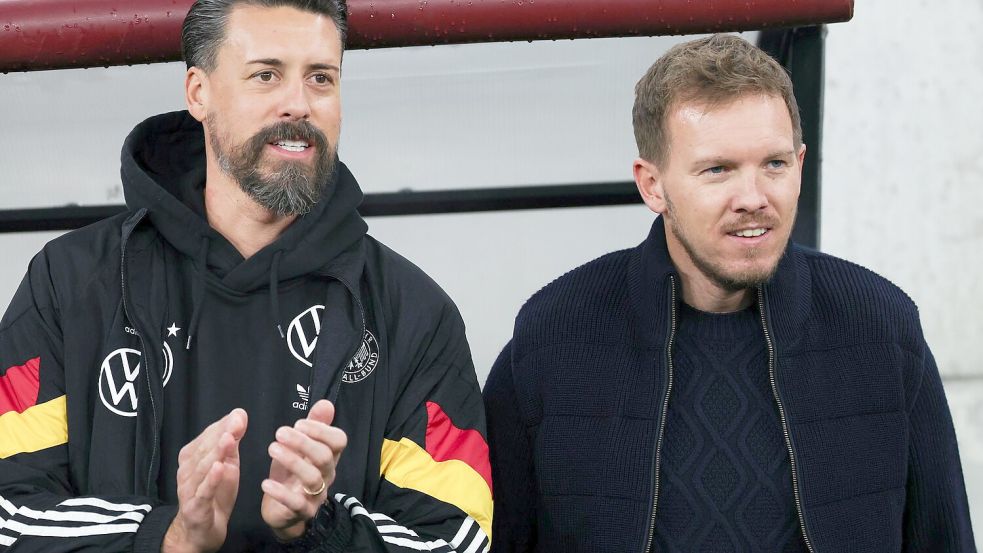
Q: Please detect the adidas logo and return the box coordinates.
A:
[293,384,310,411]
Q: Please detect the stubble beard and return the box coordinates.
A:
[209,114,337,217]
[664,191,793,293]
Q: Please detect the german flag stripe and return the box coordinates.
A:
[380,437,493,541]
[0,357,41,416]
[0,395,68,459]
[424,402,492,491]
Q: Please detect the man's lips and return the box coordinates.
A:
[724,225,775,244]
[267,139,313,158]
[727,227,770,238]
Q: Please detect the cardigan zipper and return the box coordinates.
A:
[643,276,677,553]
[758,285,815,553]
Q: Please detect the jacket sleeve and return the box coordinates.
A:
[316,302,492,552]
[483,341,537,553]
[0,252,174,553]
[902,343,977,551]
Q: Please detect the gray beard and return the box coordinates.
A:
[210,118,336,217]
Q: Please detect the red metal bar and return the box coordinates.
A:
[0,0,853,72]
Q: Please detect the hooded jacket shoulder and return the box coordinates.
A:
[361,235,462,317]
[16,213,133,321]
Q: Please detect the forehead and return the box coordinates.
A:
[218,4,342,66]
[666,94,795,161]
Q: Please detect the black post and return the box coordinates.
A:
[759,26,826,249]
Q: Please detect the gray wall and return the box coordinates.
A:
[1,0,981,543]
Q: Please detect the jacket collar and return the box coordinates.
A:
[629,216,811,352]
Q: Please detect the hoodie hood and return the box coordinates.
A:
[120,110,368,293]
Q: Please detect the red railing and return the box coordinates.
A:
[0,0,853,72]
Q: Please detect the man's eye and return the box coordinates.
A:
[312,74,330,85]
[768,160,787,169]
[256,71,274,82]
[706,166,725,175]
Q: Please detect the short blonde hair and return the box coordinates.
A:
[632,34,802,167]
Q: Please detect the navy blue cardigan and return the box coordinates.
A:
[484,217,975,552]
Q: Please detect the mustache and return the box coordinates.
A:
[721,214,780,234]
[246,120,328,157]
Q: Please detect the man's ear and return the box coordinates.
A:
[185,67,208,122]
[633,157,668,215]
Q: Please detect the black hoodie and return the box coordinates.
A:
[0,111,492,553]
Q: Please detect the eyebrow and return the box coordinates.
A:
[690,156,733,169]
[690,150,796,168]
[764,150,797,159]
[245,58,340,72]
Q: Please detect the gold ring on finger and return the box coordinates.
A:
[303,479,326,496]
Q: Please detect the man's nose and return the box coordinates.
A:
[277,79,312,121]
[731,171,769,213]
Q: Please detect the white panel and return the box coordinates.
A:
[367,205,656,382]
[0,64,188,208]
[340,35,736,191]
[823,1,983,378]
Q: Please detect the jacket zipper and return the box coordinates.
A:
[758,285,815,553]
[119,211,160,496]
[643,275,677,553]
[317,274,367,405]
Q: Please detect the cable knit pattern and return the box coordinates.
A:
[654,303,806,552]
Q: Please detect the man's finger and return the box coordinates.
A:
[184,430,238,500]
[268,442,324,488]
[306,400,334,426]
[223,408,248,442]
[275,426,334,470]
[194,460,225,502]
[179,408,247,466]
[293,419,348,456]
[261,479,318,519]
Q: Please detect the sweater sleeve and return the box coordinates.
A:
[902,344,977,552]
[0,252,173,553]
[483,341,537,553]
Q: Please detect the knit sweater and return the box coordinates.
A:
[484,217,976,553]
[654,302,806,552]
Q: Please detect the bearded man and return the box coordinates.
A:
[484,34,975,553]
[0,1,491,552]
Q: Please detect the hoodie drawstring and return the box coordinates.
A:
[186,237,209,350]
[270,250,285,338]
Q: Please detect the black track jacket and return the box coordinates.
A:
[0,111,492,552]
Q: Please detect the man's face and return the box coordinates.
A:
[639,94,805,292]
[189,5,343,216]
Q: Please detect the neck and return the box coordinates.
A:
[676,270,754,313]
[203,166,296,259]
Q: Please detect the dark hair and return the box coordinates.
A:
[181,0,348,71]
[632,34,802,167]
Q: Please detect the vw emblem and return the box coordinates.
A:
[288,305,324,367]
[98,343,174,417]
